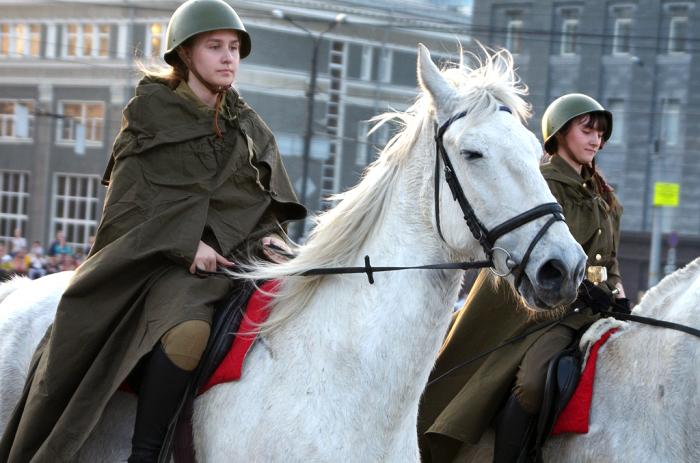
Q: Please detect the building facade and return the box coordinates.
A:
[473,0,699,296]
[0,0,470,248]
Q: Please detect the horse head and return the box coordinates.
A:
[416,44,586,310]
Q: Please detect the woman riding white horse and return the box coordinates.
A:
[454,256,700,463]
[0,45,585,462]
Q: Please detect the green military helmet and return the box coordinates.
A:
[164,0,251,65]
[541,93,612,153]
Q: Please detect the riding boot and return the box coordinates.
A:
[493,394,536,463]
[128,342,192,463]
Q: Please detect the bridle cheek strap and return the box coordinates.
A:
[433,105,565,279]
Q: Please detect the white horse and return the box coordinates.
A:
[0,45,586,462]
[457,256,700,463]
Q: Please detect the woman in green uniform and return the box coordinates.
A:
[418,94,628,463]
[0,1,305,462]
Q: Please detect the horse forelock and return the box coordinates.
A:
[238,48,533,332]
[439,47,531,125]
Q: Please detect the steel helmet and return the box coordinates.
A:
[164,0,251,65]
[541,93,612,153]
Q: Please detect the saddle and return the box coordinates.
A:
[161,279,266,463]
[532,343,582,462]
[506,338,582,463]
[527,322,623,462]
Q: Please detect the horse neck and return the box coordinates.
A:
[286,131,466,433]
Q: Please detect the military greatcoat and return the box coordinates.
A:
[418,155,623,462]
[0,77,305,462]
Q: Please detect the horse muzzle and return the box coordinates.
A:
[518,256,586,310]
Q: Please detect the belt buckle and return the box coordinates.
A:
[586,265,608,285]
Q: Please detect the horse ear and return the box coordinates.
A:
[417,43,458,120]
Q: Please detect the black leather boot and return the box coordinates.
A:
[128,342,192,463]
[492,394,536,463]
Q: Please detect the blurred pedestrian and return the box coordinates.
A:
[10,228,27,256]
[48,230,72,257]
[10,248,30,276]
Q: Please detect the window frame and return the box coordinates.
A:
[55,100,105,148]
[144,22,168,59]
[612,17,632,55]
[561,18,579,55]
[0,99,35,142]
[50,173,101,249]
[668,16,688,54]
[0,170,30,245]
[0,22,42,58]
[506,19,523,55]
[61,23,110,59]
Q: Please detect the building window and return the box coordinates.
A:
[607,99,625,145]
[610,5,636,55]
[661,99,680,146]
[668,16,688,54]
[0,100,35,141]
[0,23,41,58]
[506,19,523,55]
[561,19,578,55]
[612,18,632,55]
[0,171,29,245]
[360,45,373,81]
[56,101,105,146]
[63,23,110,58]
[379,48,393,83]
[145,22,167,59]
[51,174,100,248]
[355,121,369,166]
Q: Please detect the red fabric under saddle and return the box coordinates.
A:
[197,280,278,395]
[551,327,619,435]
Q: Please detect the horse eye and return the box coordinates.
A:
[460,149,483,160]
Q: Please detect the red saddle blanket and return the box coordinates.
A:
[551,327,619,435]
[120,281,277,397]
[197,280,277,395]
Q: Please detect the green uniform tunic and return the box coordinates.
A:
[0,77,306,463]
[418,155,622,462]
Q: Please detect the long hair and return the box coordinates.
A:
[136,44,190,89]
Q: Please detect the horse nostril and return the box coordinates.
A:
[536,259,566,288]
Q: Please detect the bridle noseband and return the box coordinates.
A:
[434,106,565,287]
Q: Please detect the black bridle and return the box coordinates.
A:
[433,106,564,286]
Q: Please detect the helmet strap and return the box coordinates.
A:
[176,47,228,138]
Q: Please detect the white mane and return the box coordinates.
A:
[237,48,531,331]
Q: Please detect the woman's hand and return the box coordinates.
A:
[261,235,293,264]
[189,241,234,274]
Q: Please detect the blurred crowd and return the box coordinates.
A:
[0,229,94,280]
